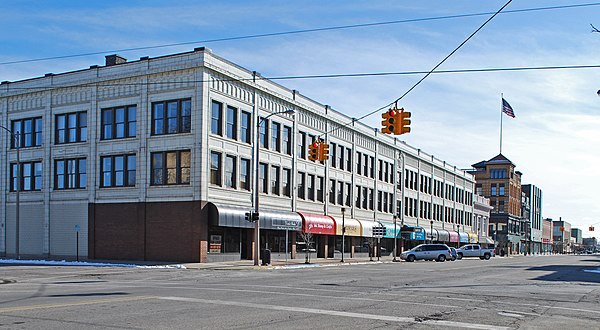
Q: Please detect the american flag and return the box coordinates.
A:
[502,98,515,118]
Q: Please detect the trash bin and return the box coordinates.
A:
[261,249,271,266]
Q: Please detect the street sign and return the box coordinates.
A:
[74,224,80,232]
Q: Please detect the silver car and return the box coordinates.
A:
[400,244,453,262]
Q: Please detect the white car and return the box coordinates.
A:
[400,244,453,262]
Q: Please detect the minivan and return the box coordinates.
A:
[400,244,453,262]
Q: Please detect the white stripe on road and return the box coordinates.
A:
[159,296,511,330]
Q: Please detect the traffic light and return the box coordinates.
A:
[252,212,259,222]
[396,109,411,135]
[308,141,320,161]
[590,226,595,232]
[381,109,397,134]
[245,212,251,222]
[318,142,329,161]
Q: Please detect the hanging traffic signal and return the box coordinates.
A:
[318,142,329,161]
[396,109,411,135]
[308,141,320,161]
[381,109,397,134]
[590,226,595,232]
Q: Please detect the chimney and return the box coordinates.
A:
[105,54,127,66]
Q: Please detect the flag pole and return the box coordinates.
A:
[500,93,503,154]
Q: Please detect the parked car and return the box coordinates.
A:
[455,244,495,260]
[449,247,457,261]
[400,244,453,262]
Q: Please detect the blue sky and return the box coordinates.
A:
[2,1,600,237]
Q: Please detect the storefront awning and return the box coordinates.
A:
[206,203,302,231]
[357,220,379,237]
[298,212,335,235]
[334,218,361,237]
[479,236,494,244]
[459,232,470,243]
[401,225,425,240]
[437,229,450,242]
[467,232,478,243]
[449,231,459,243]
[380,221,400,239]
[424,228,439,241]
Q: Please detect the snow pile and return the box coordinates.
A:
[0,259,186,269]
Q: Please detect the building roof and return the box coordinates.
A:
[471,153,515,168]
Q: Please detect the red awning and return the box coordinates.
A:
[298,212,336,235]
[449,231,460,243]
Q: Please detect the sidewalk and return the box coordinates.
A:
[184,256,392,270]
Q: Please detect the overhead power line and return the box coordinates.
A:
[4,64,600,91]
[1,2,599,66]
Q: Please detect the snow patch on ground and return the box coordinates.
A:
[0,259,186,269]
[583,268,600,274]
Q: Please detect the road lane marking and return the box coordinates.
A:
[0,295,154,313]
[159,296,511,330]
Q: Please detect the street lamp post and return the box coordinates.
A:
[340,207,345,263]
[1,125,19,259]
[430,220,434,244]
[253,109,295,266]
[399,152,405,253]
[393,214,398,262]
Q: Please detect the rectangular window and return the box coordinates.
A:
[346,148,352,172]
[297,172,306,199]
[377,190,383,212]
[499,184,505,196]
[491,184,497,196]
[362,187,368,209]
[345,182,351,206]
[369,188,374,210]
[282,126,292,155]
[209,151,222,186]
[330,142,337,168]
[271,165,280,195]
[337,181,344,205]
[55,158,86,189]
[152,99,191,135]
[283,168,291,197]
[11,161,42,191]
[56,111,87,144]
[240,111,251,143]
[271,122,281,152]
[259,118,268,148]
[226,106,238,140]
[100,154,135,187]
[259,163,268,193]
[225,155,236,189]
[240,158,250,190]
[316,176,324,202]
[379,160,384,181]
[369,157,375,178]
[297,132,306,159]
[383,192,389,213]
[357,152,362,175]
[12,117,43,149]
[101,106,136,140]
[355,186,362,208]
[307,174,315,200]
[210,101,223,136]
[151,150,190,185]
[363,154,369,176]
[329,179,336,204]
[337,145,344,171]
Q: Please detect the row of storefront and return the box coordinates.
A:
[206,203,493,262]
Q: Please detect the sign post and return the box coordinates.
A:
[74,224,81,261]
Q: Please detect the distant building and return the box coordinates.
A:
[469,154,522,254]
[542,218,553,254]
[473,194,493,245]
[522,184,543,254]
[582,237,597,252]
[571,228,583,251]
[553,219,572,254]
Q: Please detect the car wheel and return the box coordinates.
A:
[451,257,456,261]
[456,253,463,260]
[437,255,446,262]
[484,253,491,260]
[407,255,415,262]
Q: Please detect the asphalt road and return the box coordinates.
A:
[1,255,600,329]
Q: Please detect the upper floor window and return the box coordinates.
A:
[211,101,223,136]
[271,165,280,195]
[226,106,237,140]
[316,176,324,202]
[240,111,251,144]
[100,154,136,188]
[297,172,306,199]
[55,112,87,144]
[11,161,42,191]
[55,158,86,190]
[282,168,291,197]
[225,155,237,189]
[297,131,306,159]
[210,151,222,186]
[152,99,191,136]
[240,158,250,190]
[282,126,292,155]
[271,122,281,152]
[259,118,268,148]
[101,106,136,140]
[11,117,43,148]
[499,184,505,196]
[490,168,507,179]
[259,163,268,193]
[151,150,190,185]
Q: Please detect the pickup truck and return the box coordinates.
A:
[455,244,495,260]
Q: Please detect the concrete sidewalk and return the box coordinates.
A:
[184,255,393,270]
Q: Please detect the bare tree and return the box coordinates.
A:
[298,232,314,264]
